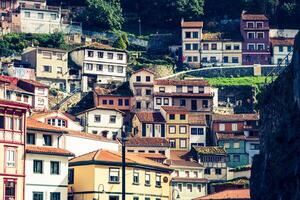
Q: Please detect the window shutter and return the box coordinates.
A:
[161,124,165,137]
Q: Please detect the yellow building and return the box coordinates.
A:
[160,106,189,150]
[68,149,172,200]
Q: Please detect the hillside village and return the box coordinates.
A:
[0,0,298,200]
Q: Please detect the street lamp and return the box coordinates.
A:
[97,184,104,200]
[121,125,128,200]
[172,189,181,200]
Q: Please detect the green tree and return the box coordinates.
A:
[175,0,204,18]
[113,36,127,49]
[78,0,124,30]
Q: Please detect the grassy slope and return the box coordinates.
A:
[204,76,273,86]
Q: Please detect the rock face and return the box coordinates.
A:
[251,32,300,200]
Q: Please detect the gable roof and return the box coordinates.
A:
[69,149,171,172]
[26,145,74,157]
[165,159,203,168]
[241,13,268,21]
[27,118,65,133]
[181,21,204,28]
[161,106,189,113]
[193,189,250,200]
[135,112,165,123]
[132,68,155,75]
[75,106,125,116]
[18,79,49,88]
[193,146,227,155]
[154,79,209,86]
[66,130,118,143]
[270,37,295,46]
[31,110,78,122]
[125,137,170,148]
[213,113,259,122]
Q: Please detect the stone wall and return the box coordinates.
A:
[250,32,300,199]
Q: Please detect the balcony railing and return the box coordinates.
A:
[0,130,23,144]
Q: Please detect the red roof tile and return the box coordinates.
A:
[155,92,213,98]
[161,106,189,113]
[0,99,30,109]
[169,150,190,160]
[19,79,49,88]
[138,153,167,159]
[132,68,155,75]
[27,118,65,133]
[7,84,33,94]
[66,130,118,143]
[172,177,208,183]
[125,137,170,147]
[216,133,246,140]
[241,13,268,21]
[135,112,165,123]
[75,106,125,116]
[270,38,295,46]
[194,189,250,200]
[155,79,208,86]
[213,114,259,122]
[165,159,203,168]
[26,145,74,157]
[181,21,204,28]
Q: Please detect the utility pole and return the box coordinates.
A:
[121,126,128,200]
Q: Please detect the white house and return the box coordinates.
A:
[76,106,124,139]
[181,19,203,67]
[31,110,83,131]
[25,118,74,200]
[69,43,127,92]
[270,37,294,65]
[189,113,207,149]
[201,36,223,66]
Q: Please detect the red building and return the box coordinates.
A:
[0,99,30,200]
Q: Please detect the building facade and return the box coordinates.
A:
[270,37,294,65]
[188,113,207,149]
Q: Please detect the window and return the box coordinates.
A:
[133,170,139,184]
[6,148,15,167]
[14,117,22,131]
[109,196,119,200]
[187,184,193,192]
[133,197,139,200]
[125,99,129,106]
[211,43,217,50]
[232,57,239,63]
[107,53,114,59]
[145,173,151,186]
[86,63,93,70]
[50,161,60,175]
[68,168,75,185]
[117,66,123,73]
[50,192,60,200]
[57,67,62,74]
[180,114,185,120]
[233,155,240,162]
[1,1,6,8]
[185,44,191,50]
[256,22,263,28]
[118,99,123,106]
[102,100,107,105]
[179,126,186,134]
[288,46,293,52]
[16,94,21,102]
[43,135,52,146]
[169,114,175,120]
[192,32,198,38]
[136,89,142,96]
[0,116,4,129]
[117,54,123,60]
[146,76,151,82]
[223,56,228,63]
[247,22,254,28]
[224,143,230,148]
[202,100,209,108]
[197,185,202,192]
[50,13,57,20]
[27,133,36,144]
[219,124,225,131]
[108,65,114,72]
[187,56,192,62]
[96,51,103,58]
[248,43,255,51]
[210,57,217,62]
[203,43,209,50]
[33,160,43,174]
[4,180,16,200]
[247,32,255,39]
[109,168,120,183]
[33,192,43,200]
[43,65,52,72]
[215,168,222,175]
[170,139,176,148]
[204,168,210,174]
[188,86,193,93]
[191,128,204,135]
[96,64,103,71]
[145,89,151,96]
[87,51,94,57]
[225,45,231,50]
[136,76,141,82]
[163,98,169,105]
[257,32,264,39]
[250,143,260,150]
[25,11,30,18]
[178,183,182,192]
[234,45,240,50]
[155,174,161,187]
[94,115,101,122]
[233,142,240,149]
[37,13,44,19]
[193,56,198,62]
[109,100,114,105]
[180,139,187,148]
[192,43,199,50]
[169,126,176,134]
[156,98,162,105]
[232,123,238,131]
[185,32,191,38]
[136,101,141,109]
[257,44,264,50]
[5,116,13,130]
[110,115,116,123]
[194,171,198,178]
[175,98,185,107]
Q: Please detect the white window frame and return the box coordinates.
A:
[6,148,16,167]
[169,126,176,134]
[256,32,264,39]
[257,43,265,51]
[247,43,256,51]
[219,123,225,131]
[247,32,255,39]
[246,22,254,28]
[232,123,238,131]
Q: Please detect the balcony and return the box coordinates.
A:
[0,130,23,144]
[20,4,60,12]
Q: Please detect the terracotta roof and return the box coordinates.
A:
[181,21,204,28]
[155,79,208,86]
[75,106,125,116]
[27,118,65,133]
[7,84,33,94]
[216,133,246,140]
[165,159,203,168]
[202,33,223,41]
[31,111,77,122]
[169,150,190,160]
[66,130,118,143]
[172,177,208,183]
[213,114,259,122]
[155,92,213,98]
[69,149,171,171]
[270,37,295,46]
[189,113,207,125]
[26,145,74,157]
[0,75,18,84]
[19,79,49,88]
[0,99,31,109]
[241,13,268,21]
[193,146,227,155]
[194,189,250,200]
[135,112,165,123]
[161,106,189,113]
[138,153,167,159]
[37,47,67,53]
[0,77,10,83]
[132,68,155,75]
[125,137,170,147]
